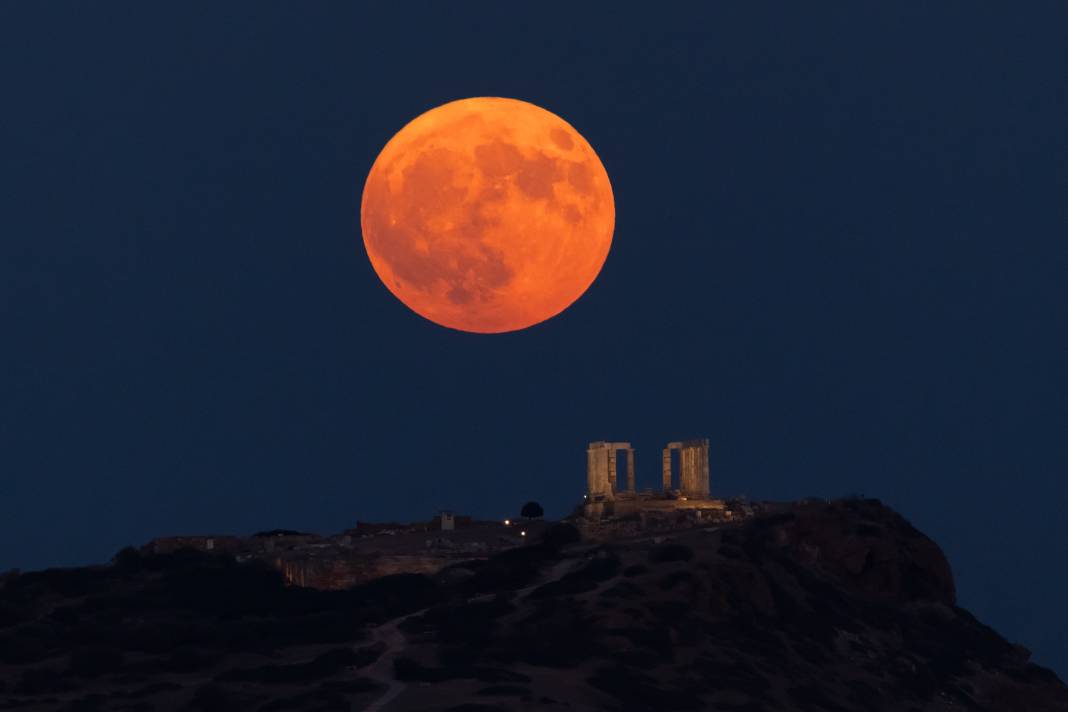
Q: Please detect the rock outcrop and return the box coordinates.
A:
[0,499,1063,711]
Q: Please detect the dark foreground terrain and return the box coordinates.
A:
[2,499,1065,711]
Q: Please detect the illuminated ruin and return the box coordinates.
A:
[584,437,724,520]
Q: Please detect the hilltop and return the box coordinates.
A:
[1,499,1065,711]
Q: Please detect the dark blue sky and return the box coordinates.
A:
[2,3,1066,675]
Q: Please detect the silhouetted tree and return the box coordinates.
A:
[112,546,142,572]
[520,501,544,520]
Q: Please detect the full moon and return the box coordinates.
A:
[360,97,615,333]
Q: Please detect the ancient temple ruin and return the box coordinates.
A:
[584,437,720,520]
[662,439,711,498]
[586,441,636,500]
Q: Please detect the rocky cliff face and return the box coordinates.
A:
[275,553,453,590]
[388,498,1063,711]
[0,499,1064,712]
[769,498,957,605]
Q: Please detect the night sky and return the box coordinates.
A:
[2,4,1066,675]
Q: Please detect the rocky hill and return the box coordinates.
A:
[1,499,1064,711]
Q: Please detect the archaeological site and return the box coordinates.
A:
[140,437,759,589]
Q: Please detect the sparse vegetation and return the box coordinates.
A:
[540,522,581,549]
[659,570,701,592]
[217,646,361,684]
[0,501,1064,711]
[467,543,556,594]
[520,501,544,519]
[586,664,703,710]
[648,542,694,563]
[67,646,125,677]
[529,554,620,599]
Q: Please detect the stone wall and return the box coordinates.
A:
[273,552,460,590]
[143,536,244,555]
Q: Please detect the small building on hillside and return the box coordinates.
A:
[428,511,473,531]
[142,535,244,555]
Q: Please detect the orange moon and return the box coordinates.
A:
[360,97,614,333]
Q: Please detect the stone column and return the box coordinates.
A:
[677,440,711,498]
[626,448,636,493]
[587,446,601,499]
[700,440,711,497]
[587,444,612,500]
[607,448,617,495]
[679,447,693,495]
[662,448,672,491]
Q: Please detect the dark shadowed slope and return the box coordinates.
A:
[1,499,1065,711]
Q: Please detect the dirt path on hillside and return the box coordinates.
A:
[359,610,423,712]
[357,555,582,711]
